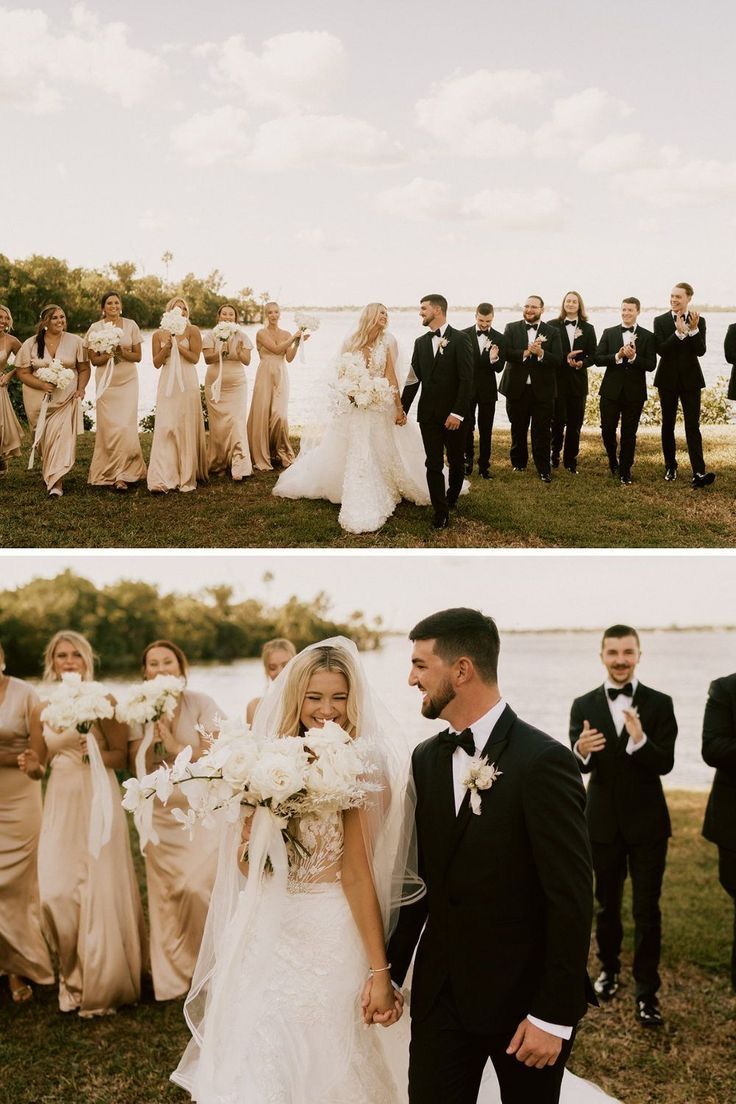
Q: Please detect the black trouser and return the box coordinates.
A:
[600,396,645,475]
[551,392,586,466]
[591,835,668,999]
[505,389,554,474]
[658,387,705,474]
[718,846,736,989]
[465,398,496,473]
[408,983,575,1104]
[419,419,466,513]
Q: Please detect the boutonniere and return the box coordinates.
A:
[538,334,547,344]
[573,327,583,340]
[462,756,503,815]
[438,337,449,355]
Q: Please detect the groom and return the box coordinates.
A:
[384,608,595,1104]
[401,295,473,529]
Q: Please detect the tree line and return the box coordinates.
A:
[0,570,384,676]
[0,255,267,339]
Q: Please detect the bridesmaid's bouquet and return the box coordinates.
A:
[121,718,377,854]
[212,321,240,344]
[160,306,188,336]
[87,322,124,356]
[116,674,185,759]
[41,672,114,760]
[294,311,320,335]
[331,351,393,413]
[34,358,75,390]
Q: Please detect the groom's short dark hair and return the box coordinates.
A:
[602,624,640,648]
[421,293,448,314]
[410,608,500,683]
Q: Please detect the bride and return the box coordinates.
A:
[272,305,451,534]
[170,639,618,1104]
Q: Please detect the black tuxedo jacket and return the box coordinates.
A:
[498,320,562,401]
[702,674,736,849]
[547,319,597,399]
[653,312,706,391]
[569,683,677,846]
[387,706,594,1034]
[724,324,736,400]
[401,324,473,424]
[462,325,506,404]
[595,324,656,403]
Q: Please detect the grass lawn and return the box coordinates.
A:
[0,791,733,1103]
[1,427,734,548]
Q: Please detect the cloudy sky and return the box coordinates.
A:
[5,551,736,632]
[2,0,735,306]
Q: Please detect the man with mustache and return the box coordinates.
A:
[569,625,678,1028]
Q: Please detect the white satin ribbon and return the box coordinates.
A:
[85,728,113,859]
[135,721,155,781]
[27,393,50,469]
[164,337,185,397]
[298,330,307,361]
[211,343,225,404]
[96,355,116,400]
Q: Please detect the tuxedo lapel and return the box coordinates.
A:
[591,686,621,749]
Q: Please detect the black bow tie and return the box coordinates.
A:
[622,326,635,333]
[526,323,538,331]
[565,319,578,325]
[438,728,475,756]
[430,329,442,338]
[607,683,634,700]
[476,329,488,337]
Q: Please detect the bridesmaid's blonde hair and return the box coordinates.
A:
[43,631,95,682]
[276,645,359,738]
[0,303,14,331]
[164,296,190,316]
[261,638,297,670]
[343,303,387,354]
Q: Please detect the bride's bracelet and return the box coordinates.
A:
[368,963,392,977]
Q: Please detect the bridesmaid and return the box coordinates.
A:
[245,637,296,724]
[128,639,222,1001]
[0,641,54,1003]
[85,290,146,491]
[147,296,207,493]
[15,304,89,497]
[0,304,24,475]
[247,301,305,471]
[19,631,145,1016]
[202,303,253,481]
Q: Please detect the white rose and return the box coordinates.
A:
[249,745,308,805]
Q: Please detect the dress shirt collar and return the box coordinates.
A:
[449,698,507,754]
[604,677,638,697]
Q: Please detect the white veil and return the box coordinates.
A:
[171,636,424,1100]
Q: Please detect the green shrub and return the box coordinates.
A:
[584,372,733,427]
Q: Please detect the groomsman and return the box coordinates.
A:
[701,673,736,991]
[462,303,505,478]
[595,298,656,485]
[654,282,715,488]
[724,322,736,402]
[569,625,678,1027]
[500,296,562,482]
[548,291,596,475]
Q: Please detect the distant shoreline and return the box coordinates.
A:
[382,626,736,637]
[282,304,736,314]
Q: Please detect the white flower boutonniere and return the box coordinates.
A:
[538,334,547,344]
[438,337,449,355]
[463,756,502,815]
[573,327,583,340]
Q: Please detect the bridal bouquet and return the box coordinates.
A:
[294,311,320,335]
[87,322,124,356]
[121,718,377,854]
[41,672,114,761]
[160,306,188,336]
[331,352,393,413]
[212,321,240,344]
[34,358,75,390]
[116,674,185,760]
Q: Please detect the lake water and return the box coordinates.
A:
[101,629,734,792]
[95,309,736,432]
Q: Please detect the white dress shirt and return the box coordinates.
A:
[447,700,572,1040]
[615,325,637,364]
[574,677,648,765]
[430,321,463,421]
[672,310,699,339]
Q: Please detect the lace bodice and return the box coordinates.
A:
[365,338,388,378]
[287,811,344,890]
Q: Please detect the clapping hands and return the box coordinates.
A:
[577,720,606,757]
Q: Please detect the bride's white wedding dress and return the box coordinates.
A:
[272,334,453,534]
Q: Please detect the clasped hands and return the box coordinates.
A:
[675,309,699,335]
[360,974,404,1027]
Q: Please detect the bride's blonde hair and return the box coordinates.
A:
[343,303,387,354]
[275,645,359,738]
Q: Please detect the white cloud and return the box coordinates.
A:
[0,3,165,112]
[548,87,631,133]
[171,105,250,166]
[376,177,455,220]
[619,156,736,206]
[579,131,651,173]
[247,114,402,170]
[462,187,562,228]
[199,31,346,113]
[416,69,553,134]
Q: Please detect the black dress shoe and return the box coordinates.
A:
[432,510,449,530]
[664,466,678,481]
[593,970,619,1001]
[564,463,578,475]
[635,997,663,1027]
[539,472,552,484]
[479,470,491,480]
[620,472,633,486]
[692,471,716,488]
[447,494,459,508]
[609,462,619,476]
[550,453,560,469]
[512,465,526,472]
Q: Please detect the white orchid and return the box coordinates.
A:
[462,757,503,815]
